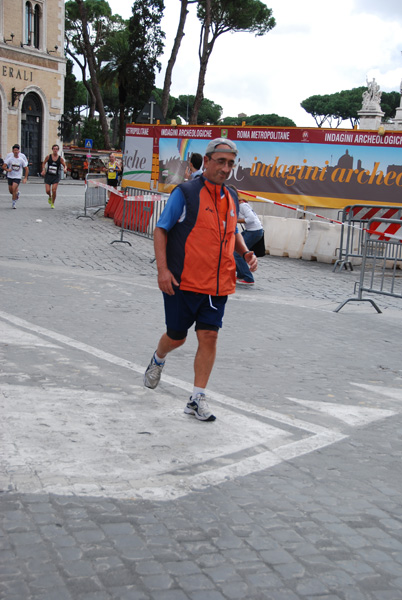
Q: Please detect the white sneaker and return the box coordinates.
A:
[184,393,216,422]
[143,353,165,389]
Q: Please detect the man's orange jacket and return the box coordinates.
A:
[166,177,239,297]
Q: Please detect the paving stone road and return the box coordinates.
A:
[1,179,402,600]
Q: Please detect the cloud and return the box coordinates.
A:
[108,0,402,127]
[353,0,402,19]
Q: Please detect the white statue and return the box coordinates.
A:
[362,78,382,109]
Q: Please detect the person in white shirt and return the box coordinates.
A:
[4,149,28,162]
[234,198,264,285]
[3,144,28,209]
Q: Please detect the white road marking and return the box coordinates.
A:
[0,321,60,348]
[0,384,293,499]
[287,397,395,427]
[351,382,402,402]
[0,310,396,500]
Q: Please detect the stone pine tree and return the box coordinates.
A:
[66,0,125,148]
[61,59,87,143]
[301,88,401,128]
[99,29,133,147]
[190,0,276,124]
[161,0,197,119]
[75,0,111,147]
[152,88,223,124]
[66,0,108,117]
[126,0,165,124]
[99,0,164,146]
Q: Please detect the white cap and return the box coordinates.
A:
[205,138,238,156]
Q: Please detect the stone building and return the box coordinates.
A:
[0,0,66,174]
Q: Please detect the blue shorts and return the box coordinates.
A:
[163,288,228,340]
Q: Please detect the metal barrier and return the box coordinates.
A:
[77,173,108,219]
[335,218,402,313]
[111,188,168,246]
[333,204,402,272]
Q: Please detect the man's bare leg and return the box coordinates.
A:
[155,333,186,360]
[144,333,185,389]
[45,183,52,204]
[184,329,218,421]
[51,183,58,206]
[10,182,19,200]
[194,329,218,388]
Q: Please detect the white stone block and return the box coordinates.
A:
[302,221,342,263]
[262,216,309,259]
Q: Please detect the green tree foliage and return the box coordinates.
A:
[61,59,87,143]
[127,0,165,123]
[300,94,334,128]
[65,0,127,148]
[98,0,165,139]
[381,91,400,122]
[331,88,366,128]
[152,89,223,124]
[301,87,402,128]
[78,117,104,149]
[65,0,125,117]
[99,28,133,147]
[173,94,222,124]
[66,0,164,148]
[221,114,296,127]
[191,0,275,124]
[161,0,198,118]
[101,85,121,147]
[152,88,177,122]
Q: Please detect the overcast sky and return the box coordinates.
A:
[107,0,402,127]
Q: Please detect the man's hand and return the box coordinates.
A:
[245,251,258,272]
[157,266,179,295]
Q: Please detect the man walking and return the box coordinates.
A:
[3,144,28,209]
[144,138,257,421]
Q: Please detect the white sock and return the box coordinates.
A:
[154,352,165,365]
[192,387,206,399]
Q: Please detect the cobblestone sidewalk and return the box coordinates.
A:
[1,183,402,600]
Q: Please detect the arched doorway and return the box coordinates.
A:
[21,92,42,176]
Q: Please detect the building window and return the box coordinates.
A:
[25,2,32,45]
[33,5,40,48]
[25,1,41,48]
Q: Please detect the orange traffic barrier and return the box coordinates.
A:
[122,197,154,232]
[104,191,123,219]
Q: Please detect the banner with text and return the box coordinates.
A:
[124,124,402,208]
[122,127,154,187]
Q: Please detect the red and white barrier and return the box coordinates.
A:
[239,190,345,226]
[366,221,402,242]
